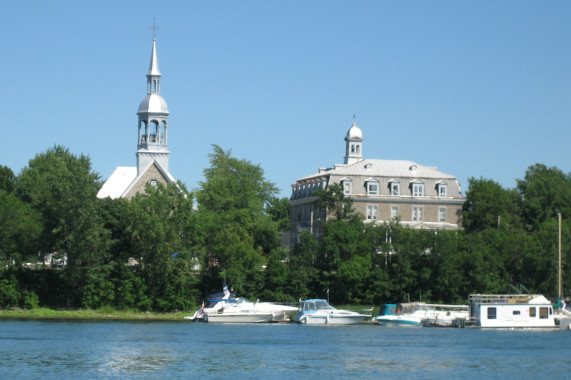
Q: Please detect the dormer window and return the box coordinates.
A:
[438,183,447,198]
[366,180,379,196]
[342,179,352,195]
[411,182,424,197]
[389,181,400,196]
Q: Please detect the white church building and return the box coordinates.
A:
[98,36,175,199]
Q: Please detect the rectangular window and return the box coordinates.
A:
[367,182,379,196]
[343,181,352,195]
[412,206,423,222]
[487,307,497,320]
[529,307,536,317]
[412,183,424,197]
[390,182,400,196]
[539,307,549,319]
[438,184,447,197]
[512,310,521,315]
[391,206,399,219]
[438,207,446,223]
[366,205,378,220]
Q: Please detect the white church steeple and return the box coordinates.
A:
[344,122,364,165]
[97,26,176,200]
[136,36,170,175]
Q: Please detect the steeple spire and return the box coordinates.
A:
[137,33,170,175]
[147,37,162,80]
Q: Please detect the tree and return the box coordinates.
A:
[517,164,570,231]
[462,177,521,232]
[314,183,355,221]
[126,182,199,311]
[0,165,16,193]
[195,145,279,297]
[0,190,42,267]
[266,196,291,232]
[16,145,109,306]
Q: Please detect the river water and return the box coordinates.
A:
[0,319,569,379]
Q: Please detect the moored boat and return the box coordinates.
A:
[294,299,370,325]
[422,304,469,327]
[374,302,428,326]
[467,294,556,329]
[186,286,298,323]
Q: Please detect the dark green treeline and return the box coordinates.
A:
[1,146,569,310]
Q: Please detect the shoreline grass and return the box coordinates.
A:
[0,307,195,321]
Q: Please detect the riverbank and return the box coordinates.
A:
[0,307,193,321]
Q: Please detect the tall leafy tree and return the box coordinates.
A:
[0,190,43,267]
[0,165,16,193]
[462,177,521,232]
[266,196,291,232]
[126,182,199,311]
[517,163,570,231]
[314,183,355,221]
[16,145,109,306]
[195,145,278,297]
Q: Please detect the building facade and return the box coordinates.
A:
[289,122,465,241]
[98,36,176,199]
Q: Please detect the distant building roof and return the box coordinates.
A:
[298,159,457,182]
[97,167,137,199]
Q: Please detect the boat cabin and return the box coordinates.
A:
[378,302,428,316]
[299,299,334,313]
[468,294,555,328]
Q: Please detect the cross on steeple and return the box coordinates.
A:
[149,18,159,38]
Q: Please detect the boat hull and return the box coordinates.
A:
[204,313,274,323]
[300,315,366,325]
[375,317,423,326]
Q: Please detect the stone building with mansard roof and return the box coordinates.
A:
[98,36,176,199]
[289,122,465,241]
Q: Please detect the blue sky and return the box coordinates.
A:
[2,1,569,198]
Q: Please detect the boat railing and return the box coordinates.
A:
[424,304,468,311]
[468,294,538,304]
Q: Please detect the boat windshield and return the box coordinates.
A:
[303,300,334,311]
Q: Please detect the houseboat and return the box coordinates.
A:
[467,294,555,329]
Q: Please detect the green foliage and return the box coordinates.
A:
[81,265,115,309]
[517,164,570,231]
[314,183,354,221]
[266,197,291,232]
[127,182,198,311]
[0,165,16,193]
[462,177,521,232]
[195,145,278,296]
[0,275,20,308]
[0,190,43,266]
[16,145,109,306]
[2,144,569,311]
[22,290,39,309]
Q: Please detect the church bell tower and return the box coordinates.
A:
[136,36,170,175]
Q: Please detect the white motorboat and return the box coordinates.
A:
[186,286,298,323]
[374,302,428,326]
[467,294,556,328]
[374,302,468,327]
[294,299,369,325]
[204,310,274,323]
[422,304,469,327]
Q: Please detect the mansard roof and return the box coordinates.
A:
[297,159,457,183]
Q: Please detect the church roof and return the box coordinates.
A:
[299,159,457,182]
[97,167,137,199]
